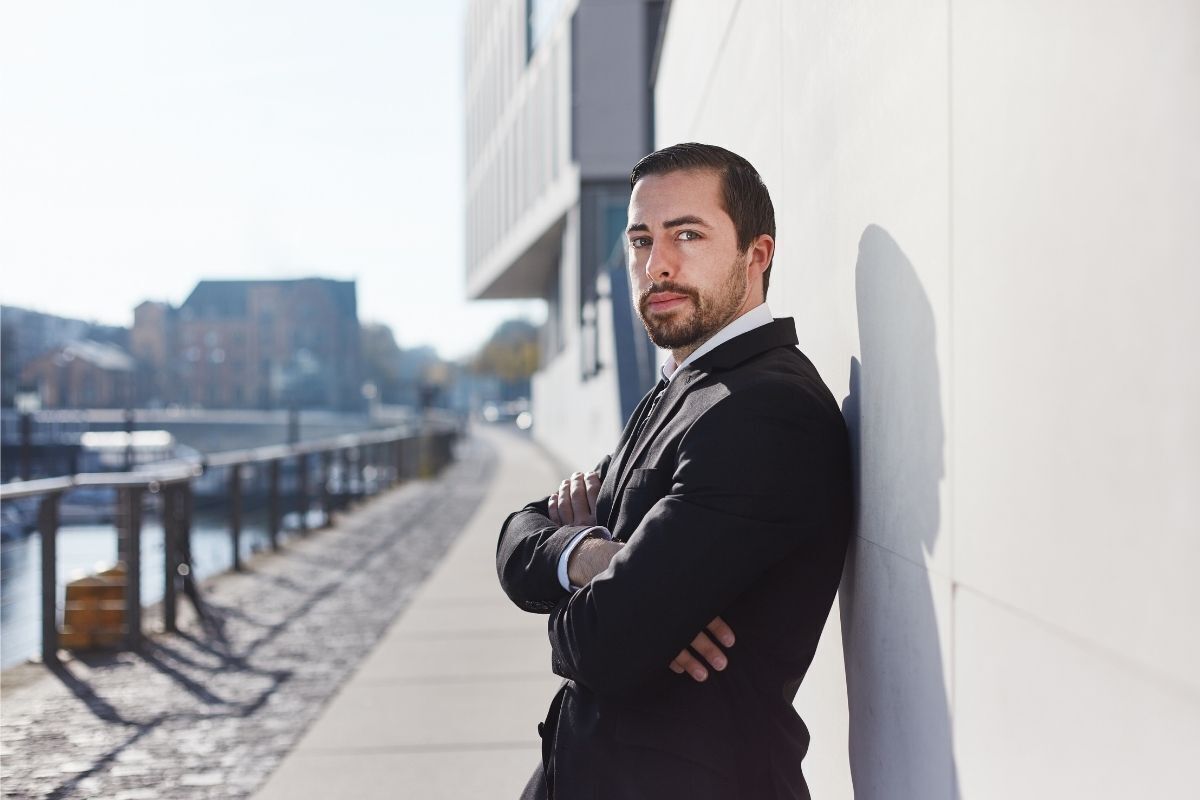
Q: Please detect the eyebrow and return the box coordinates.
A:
[625,215,712,235]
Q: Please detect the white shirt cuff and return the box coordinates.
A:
[557,526,612,591]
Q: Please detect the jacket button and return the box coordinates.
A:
[537,722,545,738]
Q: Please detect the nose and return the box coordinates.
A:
[644,240,678,283]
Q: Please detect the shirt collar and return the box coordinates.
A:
[660,303,773,382]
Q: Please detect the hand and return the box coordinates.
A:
[566,537,624,588]
[547,471,601,526]
[669,616,735,682]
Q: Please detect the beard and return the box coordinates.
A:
[635,255,749,351]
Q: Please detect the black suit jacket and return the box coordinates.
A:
[497,318,852,800]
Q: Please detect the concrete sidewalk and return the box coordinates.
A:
[253,425,564,799]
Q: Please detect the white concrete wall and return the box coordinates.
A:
[531,334,623,473]
[531,207,624,473]
[655,1,1200,796]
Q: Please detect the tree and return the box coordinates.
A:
[360,322,403,403]
[471,319,540,398]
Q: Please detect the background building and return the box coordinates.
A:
[468,1,1200,796]
[131,278,365,412]
[464,0,664,467]
[1,306,128,407]
[18,340,135,409]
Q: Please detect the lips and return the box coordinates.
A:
[646,292,690,313]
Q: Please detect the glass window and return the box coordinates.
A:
[526,0,565,62]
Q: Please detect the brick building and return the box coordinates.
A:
[1,305,129,407]
[19,340,135,409]
[131,278,364,411]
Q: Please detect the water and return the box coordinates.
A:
[0,509,292,669]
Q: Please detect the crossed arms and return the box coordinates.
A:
[496,383,837,699]
[548,470,735,684]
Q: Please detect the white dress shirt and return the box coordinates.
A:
[556,303,774,591]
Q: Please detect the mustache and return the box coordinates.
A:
[638,281,699,309]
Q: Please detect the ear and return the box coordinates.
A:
[746,233,774,284]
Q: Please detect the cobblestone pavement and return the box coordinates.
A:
[0,434,496,800]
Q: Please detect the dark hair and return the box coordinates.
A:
[629,142,776,297]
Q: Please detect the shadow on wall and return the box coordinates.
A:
[839,225,960,799]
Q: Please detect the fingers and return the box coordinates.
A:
[669,617,735,682]
[689,630,728,673]
[551,478,574,524]
[585,471,601,514]
[670,632,730,682]
[670,650,707,681]
[670,638,721,682]
[569,472,591,523]
[550,470,602,528]
[706,615,736,648]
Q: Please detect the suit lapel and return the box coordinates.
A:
[693,317,800,372]
[599,318,801,532]
[596,381,662,526]
[603,368,706,531]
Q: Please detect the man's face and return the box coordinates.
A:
[626,169,758,355]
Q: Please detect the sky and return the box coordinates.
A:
[0,0,544,360]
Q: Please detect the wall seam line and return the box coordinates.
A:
[947,0,958,794]
[687,0,744,134]
[954,582,1200,706]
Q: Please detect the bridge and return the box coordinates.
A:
[0,406,425,483]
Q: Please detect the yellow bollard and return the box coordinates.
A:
[59,563,127,650]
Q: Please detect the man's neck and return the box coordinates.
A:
[663,301,773,380]
[670,343,702,365]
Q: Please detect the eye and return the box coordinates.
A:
[677,230,701,241]
[629,236,651,249]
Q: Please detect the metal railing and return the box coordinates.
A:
[0,421,458,665]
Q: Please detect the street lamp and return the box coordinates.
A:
[361,381,378,418]
[14,390,42,481]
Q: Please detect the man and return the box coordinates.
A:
[497,143,852,799]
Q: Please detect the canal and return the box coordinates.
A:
[0,507,313,669]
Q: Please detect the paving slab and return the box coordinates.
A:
[353,628,547,683]
[252,425,561,800]
[249,748,541,800]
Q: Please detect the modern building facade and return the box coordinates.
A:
[650,2,1199,797]
[464,0,663,467]
[467,0,1199,796]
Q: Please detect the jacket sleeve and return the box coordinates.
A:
[496,454,612,614]
[546,383,847,697]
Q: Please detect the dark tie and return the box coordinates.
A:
[632,378,669,444]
